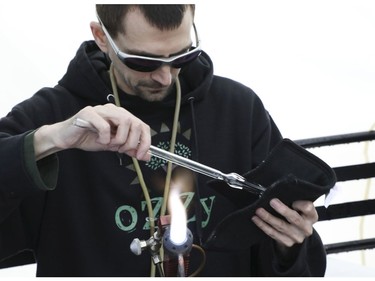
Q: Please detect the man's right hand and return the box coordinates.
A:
[34,103,151,161]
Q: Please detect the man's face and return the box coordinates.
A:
[107,8,194,102]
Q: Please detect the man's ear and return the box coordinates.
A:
[90,22,109,53]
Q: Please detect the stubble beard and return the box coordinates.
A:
[134,81,176,102]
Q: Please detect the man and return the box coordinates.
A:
[0,4,326,276]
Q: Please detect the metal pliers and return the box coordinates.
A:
[73,118,265,196]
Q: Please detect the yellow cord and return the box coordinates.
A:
[188,244,206,277]
[109,64,182,276]
[157,78,182,271]
[132,158,155,233]
[160,77,182,217]
[109,64,121,106]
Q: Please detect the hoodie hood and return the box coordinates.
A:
[58,40,213,109]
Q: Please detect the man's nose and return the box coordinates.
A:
[150,65,173,86]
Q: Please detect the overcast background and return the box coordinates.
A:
[0,0,374,277]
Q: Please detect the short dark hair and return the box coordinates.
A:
[96,4,195,38]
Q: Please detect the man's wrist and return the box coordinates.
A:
[34,125,61,161]
[24,130,59,190]
[274,241,301,268]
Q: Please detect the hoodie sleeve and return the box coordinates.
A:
[252,229,327,276]
[0,126,58,221]
[248,93,284,168]
[0,112,59,266]
[0,87,69,213]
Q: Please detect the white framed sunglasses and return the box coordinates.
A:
[97,14,202,72]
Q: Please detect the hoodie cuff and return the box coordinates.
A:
[24,131,58,191]
[270,240,309,276]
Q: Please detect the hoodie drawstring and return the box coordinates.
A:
[188,97,203,246]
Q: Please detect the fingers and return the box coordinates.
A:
[135,125,152,161]
[71,106,113,144]
[252,199,317,247]
[292,200,319,223]
[69,104,151,160]
[252,202,305,247]
[112,115,151,161]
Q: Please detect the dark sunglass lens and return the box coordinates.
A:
[172,50,201,68]
[123,58,162,72]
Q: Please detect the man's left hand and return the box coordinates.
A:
[251,199,318,252]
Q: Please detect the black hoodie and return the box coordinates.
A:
[0,41,326,276]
